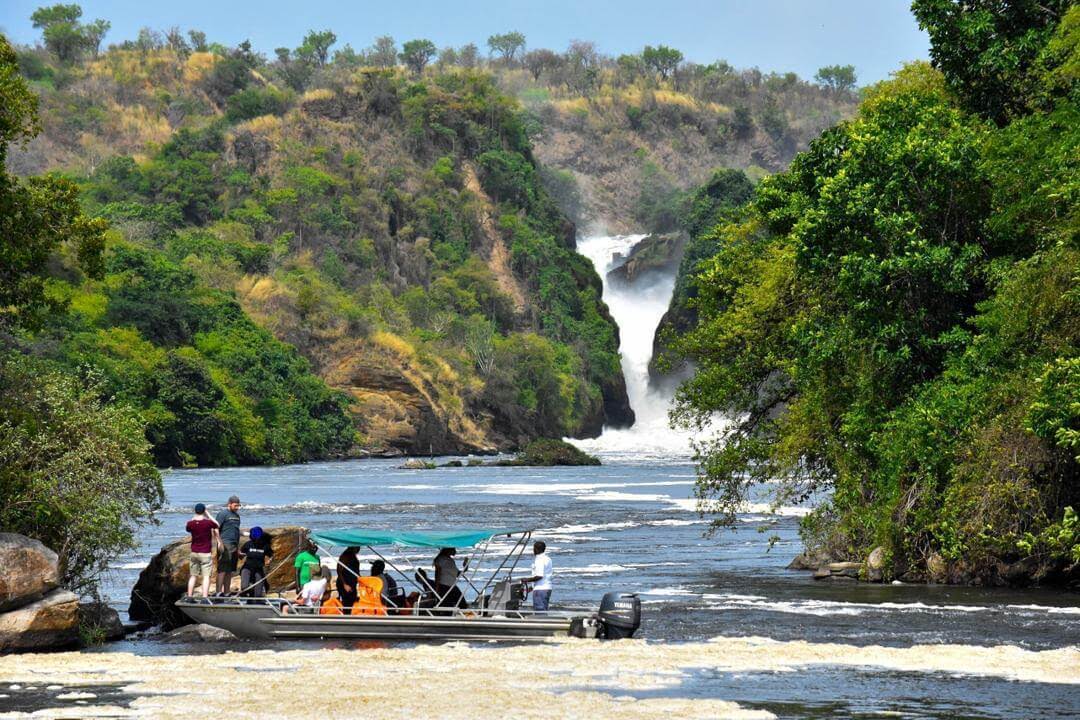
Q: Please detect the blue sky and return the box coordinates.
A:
[0,0,929,84]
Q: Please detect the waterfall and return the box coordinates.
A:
[570,234,695,459]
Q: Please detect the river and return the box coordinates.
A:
[3,235,1079,718]
[37,456,1080,719]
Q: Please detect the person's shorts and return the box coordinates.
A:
[189,552,213,579]
[218,544,239,572]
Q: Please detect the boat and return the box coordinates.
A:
[176,527,641,641]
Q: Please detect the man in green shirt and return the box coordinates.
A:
[293,541,321,590]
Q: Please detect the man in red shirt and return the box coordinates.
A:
[186,503,219,599]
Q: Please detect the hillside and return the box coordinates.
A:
[497,66,856,233]
[8,35,632,458]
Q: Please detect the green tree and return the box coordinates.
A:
[187,29,207,52]
[0,35,106,329]
[30,3,108,64]
[642,44,683,81]
[814,64,857,92]
[0,357,163,592]
[487,31,526,64]
[400,38,437,75]
[911,0,1072,124]
[296,28,336,67]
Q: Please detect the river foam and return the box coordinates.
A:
[2,637,1076,719]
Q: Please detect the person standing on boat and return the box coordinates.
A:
[185,503,219,599]
[521,541,553,611]
[238,526,273,597]
[335,546,361,609]
[214,495,242,595]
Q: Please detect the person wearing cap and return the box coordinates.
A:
[186,503,219,599]
[215,495,242,595]
[239,526,274,597]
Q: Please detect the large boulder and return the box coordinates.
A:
[129,526,308,630]
[0,534,60,612]
[866,546,887,583]
[78,601,125,642]
[0,589,79,652]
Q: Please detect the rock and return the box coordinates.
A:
[0,534,60,613]
[78,602,125,643]
[399,458,435,469]
[0,589,79,652]
[788,549,833,571]
[500,439,601,467]
[812,566,832,580]
[926,552,948,583]
[129,526,308,630]
[866,547,887,583]
[441,460,463,467]
[606,232,686,286]
[163,623,236,643]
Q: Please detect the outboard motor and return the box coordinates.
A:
[597,591,641,639]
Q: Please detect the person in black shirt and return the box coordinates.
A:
[336,546,361,610]
[239,526,273,597]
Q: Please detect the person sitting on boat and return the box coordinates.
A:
[370,559,399,606]
[520,541,553,611]
[319,584,343,615]
[293,540,321,591]
[335,546,361,610]
[295,566,329,611]
[433,547,468,610]
[238,526,273,598]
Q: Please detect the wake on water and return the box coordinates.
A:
[570,234,703,460]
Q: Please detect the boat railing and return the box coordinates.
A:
[181,593,587,620]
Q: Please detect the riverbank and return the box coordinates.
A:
[2,636,1077,719]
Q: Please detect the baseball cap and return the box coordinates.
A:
[194,502,206,513]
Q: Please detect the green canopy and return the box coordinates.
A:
[310,528,526,549]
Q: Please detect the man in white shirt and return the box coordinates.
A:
[522,541,553,611]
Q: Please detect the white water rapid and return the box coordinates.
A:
[570,234,696,459]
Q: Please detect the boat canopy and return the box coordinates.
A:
[310,528,527,549]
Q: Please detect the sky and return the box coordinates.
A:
[0,0,929,85]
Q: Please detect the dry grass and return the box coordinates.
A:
[183,52,219,84]
[371,331,417,360]
[236,114,283,136]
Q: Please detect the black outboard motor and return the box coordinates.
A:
[597,591,641,639]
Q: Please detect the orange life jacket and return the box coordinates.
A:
[350,576,386,616]
[320,596,344,615]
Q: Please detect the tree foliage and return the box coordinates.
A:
[400,38,437,75]
[674,7,1080,583]
[912,0,1072,124]
[30,3,109,63]
[814,64,856,92]
[487,31,526,64]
